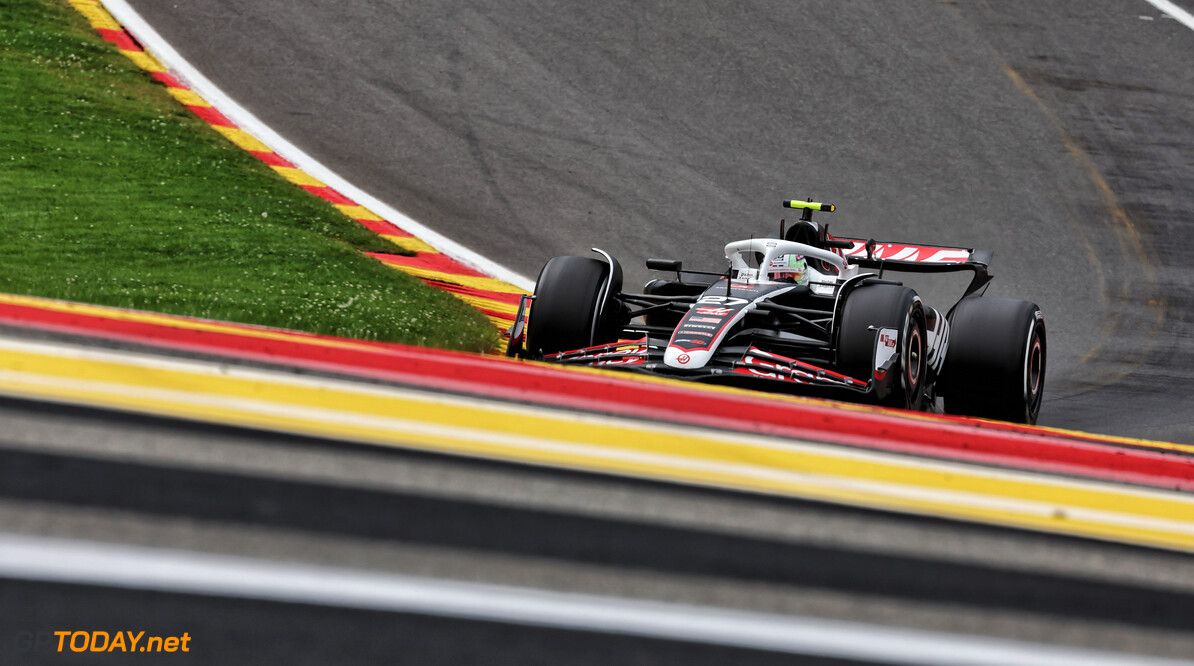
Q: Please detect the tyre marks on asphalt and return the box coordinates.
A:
[945,0,1194,443]
[999,57,1163,394]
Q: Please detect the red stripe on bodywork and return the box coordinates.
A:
[2,297,1191,491]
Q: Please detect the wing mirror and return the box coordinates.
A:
[646,258,683,272]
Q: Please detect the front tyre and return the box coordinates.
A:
[838,284,928,411]
[525,256,621,356]
[942,297,1046,424]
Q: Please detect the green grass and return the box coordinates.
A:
[0,0,498,352]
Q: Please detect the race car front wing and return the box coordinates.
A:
[541,338,873,394]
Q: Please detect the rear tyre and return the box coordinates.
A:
[837,284,927,410]
[525,256,621,356]
[942,297,1046,424]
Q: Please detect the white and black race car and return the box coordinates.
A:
[507,200,1046,424]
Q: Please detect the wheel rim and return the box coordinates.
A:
[904,320,923,398]
[1026,330,1043,409]
[1028,339,1042,395]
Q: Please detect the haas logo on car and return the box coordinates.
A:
[677,353,691,364]
[695,307,733,317]
[879,331,898,348]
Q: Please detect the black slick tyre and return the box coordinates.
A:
[837,284,927,410]
[525,256,618,356]
[942,297,1046,424]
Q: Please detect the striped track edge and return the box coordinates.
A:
[67,0,527,334]
[4,333,1194,554]
[3,533,1190,666]
[3,292,1192,495]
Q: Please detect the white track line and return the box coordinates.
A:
[98,0,535,292]
[7,334,1194,552]
[1142,0,1194,31]
[14,361,1194,542]
[2,533,1189,666]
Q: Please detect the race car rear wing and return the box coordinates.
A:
[837,238,989,266]
[836,238,993,295]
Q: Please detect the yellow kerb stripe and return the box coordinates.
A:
[452,293,519,317]
[4,342,1194,552]
[383,235,439,254]
[212,126,272,153]
[335,204,384,222]
[166,87,211,108]
[484,313,514,330]
[121,49,167,73]
[384,265,528,294]
[270,166,326,188]
[69,1,122,30]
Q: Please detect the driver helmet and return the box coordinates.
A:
[769,254,808,284]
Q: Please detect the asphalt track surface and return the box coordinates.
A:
[119,0,1194,443]
[5,1,1194,663]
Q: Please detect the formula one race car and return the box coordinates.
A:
[506,200,1046,424]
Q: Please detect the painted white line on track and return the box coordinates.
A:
[13,360,1194,541]
[97,0,535,293]
[1142,0,1194,31]
[6,334,1194,553]
[1,533,1189,666]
